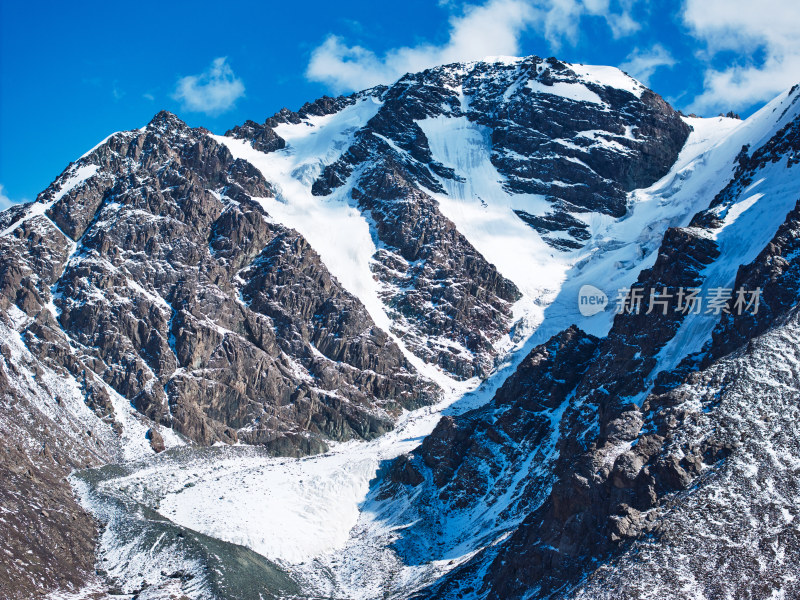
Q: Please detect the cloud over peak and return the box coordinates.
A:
[0,185,19,211]
[306,0,640,92]
[172,57,245,115]
[619,44,676,86]
[684,0,800,112]
[305,0,800,115]
[307,0,532,92]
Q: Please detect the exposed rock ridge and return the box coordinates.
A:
[382,93,800,600]
[2,110,437,456]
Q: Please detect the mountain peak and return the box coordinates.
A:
[146,109,187,132]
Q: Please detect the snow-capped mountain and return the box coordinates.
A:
[0,56,798,599]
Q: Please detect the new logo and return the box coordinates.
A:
[578,284,608,316]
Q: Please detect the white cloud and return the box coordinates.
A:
[0,185,18,211]
[306,0,642,92]
[684,0,800,112]
[172,57,245,115]
[539,0,640,45]
[619,44,676,85]
[606,7,640,38]
[307,0,533,92]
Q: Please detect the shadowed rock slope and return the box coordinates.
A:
[373,88,800,600]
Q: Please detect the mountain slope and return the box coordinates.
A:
[1,111,436,456]
[373,82,800,600]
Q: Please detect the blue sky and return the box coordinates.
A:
[1,0,798,206]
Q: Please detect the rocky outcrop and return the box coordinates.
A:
[0,319,112,599]
[224,91,383,154]
[372,326,599,577]
[576,225,720,434]
[467,57,690,216]
[702,198,800,362]
[353,164,521,379]
[1,110,437,455]
[314,56,689,216]
[225,119,286,154]
[694,108,800,226]
[416,325,599,498]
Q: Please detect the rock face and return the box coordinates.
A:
[351,167,521,379]
[372,325,600,571]
[314,56,688,232]
[372,88,800,600]
[1,110,436,455]
[0,314,111,600]
[225,92,377,154]
[0,107,438,597]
